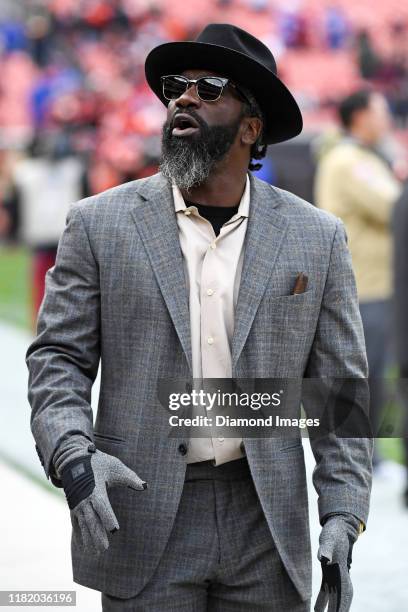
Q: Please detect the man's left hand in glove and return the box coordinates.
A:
[314,513,363,612]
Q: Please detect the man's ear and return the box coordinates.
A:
[241,117,263,146]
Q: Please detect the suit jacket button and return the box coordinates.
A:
[178,443,188,456]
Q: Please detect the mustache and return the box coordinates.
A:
[167,110,207,131]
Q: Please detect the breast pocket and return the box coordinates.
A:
[262,289,317,334]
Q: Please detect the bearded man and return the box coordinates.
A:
[26,23,372,612]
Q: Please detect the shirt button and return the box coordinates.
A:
[210,242,217,250]
[184,210,191,216]
[218,437,224,443]
[207,336,214,345]
[206,288,214,296]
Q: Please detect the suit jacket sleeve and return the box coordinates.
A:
[26,202,99,484]
[303,218,373,526]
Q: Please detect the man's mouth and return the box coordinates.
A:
[171,113,200,137]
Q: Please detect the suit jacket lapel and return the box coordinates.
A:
[130,173,192,374]
[231,173,289,369]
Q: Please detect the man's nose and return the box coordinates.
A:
[175,84,201,109]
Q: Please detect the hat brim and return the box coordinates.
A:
[145,41,303,145]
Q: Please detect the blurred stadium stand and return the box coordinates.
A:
[0,0,407,196]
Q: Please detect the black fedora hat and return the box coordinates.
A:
[145,23,303,145]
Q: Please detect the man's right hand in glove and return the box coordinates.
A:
[56,439,147,554]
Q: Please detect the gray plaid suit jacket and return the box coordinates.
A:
[26,171,372,601]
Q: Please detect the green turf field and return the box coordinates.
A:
[0,245,406,465]
[0,245,30,329]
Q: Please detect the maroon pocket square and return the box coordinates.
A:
[291,273,309,295]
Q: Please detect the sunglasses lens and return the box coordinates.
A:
[162,76,188,100]
[197,78,223,101]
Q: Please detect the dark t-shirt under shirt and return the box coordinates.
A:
[185,201,239,237]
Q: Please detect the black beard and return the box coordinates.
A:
[159,111,242,192]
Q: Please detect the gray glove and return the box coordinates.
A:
[59,442,147,554]
[314,514,361,612]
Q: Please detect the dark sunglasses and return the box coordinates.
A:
[160,74,250,104]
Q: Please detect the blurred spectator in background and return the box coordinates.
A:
[355,29,382,80]
[279,3,310,49]
[385,21,408,128]
[355,23,408,128]
[0,142,24,239]
[25,2,56,67]
[314,88,402,468]
[391,181,408,506]
[2,129,89,328]
[324,4,349,50]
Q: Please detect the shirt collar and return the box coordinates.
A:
[172,174,250,219]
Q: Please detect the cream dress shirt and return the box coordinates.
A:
[173,174,250,465]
